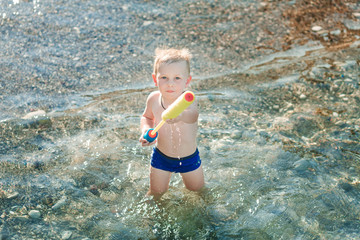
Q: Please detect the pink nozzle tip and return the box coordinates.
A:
[184,92,194,102]
[149,130,157,138]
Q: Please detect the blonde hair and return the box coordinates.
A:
[153,48,192,76]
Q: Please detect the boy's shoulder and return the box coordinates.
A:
[148,90,160,100]
[146,90,160,104]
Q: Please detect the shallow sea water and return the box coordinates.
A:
[1,0,360,239]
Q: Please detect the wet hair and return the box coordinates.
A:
[153,48,192,76]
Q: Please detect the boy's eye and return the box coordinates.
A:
[161,76,167,80]
[175,77,181,80]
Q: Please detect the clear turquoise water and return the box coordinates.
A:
[1,0,360,239]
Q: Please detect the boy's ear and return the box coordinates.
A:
[152,74,157,86]
[186,75,192,87]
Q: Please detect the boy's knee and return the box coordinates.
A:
[148,186,168,198]
[185,182,204,192]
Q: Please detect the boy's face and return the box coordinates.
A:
[152,61,192,100]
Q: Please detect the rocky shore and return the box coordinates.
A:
[1,0,359,239]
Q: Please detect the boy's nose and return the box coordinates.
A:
[168,78,175,85]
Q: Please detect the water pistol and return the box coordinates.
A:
[143,91,195,143]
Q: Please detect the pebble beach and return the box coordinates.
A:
[1,0,360,239]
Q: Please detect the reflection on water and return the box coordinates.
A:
[1,0,360,239]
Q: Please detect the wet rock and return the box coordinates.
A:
[89,185,100,196]
[293,159,312,172]
[6,192,19,200]
[22,110,46,120]
[270,133,281,143]
[283,102,294,112]
[32,161,45,170]
[272,117,293,130]
[209,205,233,223]
[316,191,356,217]
[75,175,96,189]
[258,131,270,139]
[0,233,10,240]
[14,216,28,222]
[52,196,68,211]
[312,141,343,160]
[335,60,358,71]
[343,19,360,30]
[231,130,243,140]
[274,151,300,171]
[309,64,331,79]
[100,190,118,202]
[61,231,72,240]
[235,228,272,240]
[241,130,256,139]
[312,26,322,32]
[330,29,341,36]
[279,131,301,142]
[142,21,153,27]
[21,117,52,130]
[28,210,41,219]
[338,181,353,192]
[42,195,54,206]
[255,136,267,146]
[106,233,125,240]
[292,116,319,137]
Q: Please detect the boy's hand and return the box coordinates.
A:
[139,131,156,147]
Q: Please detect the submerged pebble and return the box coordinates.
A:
[28,210,41,219]
[6,192,19,199]
[293,159,312,172]
[0,233,9,240]
[52,196,68,211]
[299,94,306,99]
[312,26,323,32]
[61,231,72,240]
[22,110,46,120]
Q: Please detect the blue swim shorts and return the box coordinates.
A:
[151,147,201,173]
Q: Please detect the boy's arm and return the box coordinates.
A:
[140,115,154,134]
[139,93,157,146]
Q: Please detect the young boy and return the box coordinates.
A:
[139,48,204,199]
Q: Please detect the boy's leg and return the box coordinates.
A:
[180,165,204,192]
[147,166,172,199]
